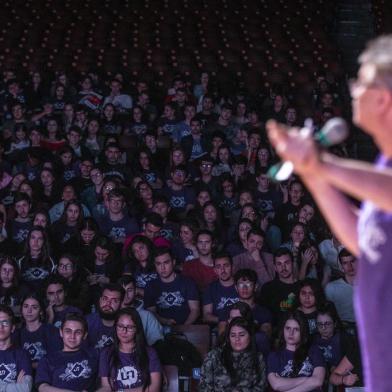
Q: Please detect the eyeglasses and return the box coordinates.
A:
[317,321,333,328]
[348,78,384,95]
[237,282,254,289]
[59,264,73,270]
[116,324,137,333]
[200,163,212,168]
[0,319,11,327]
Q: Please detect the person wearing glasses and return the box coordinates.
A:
[36,313,98,392]
[313,301,358,388]
[0,305,33,390]
[97,308,161,392]
[266,35,392,391]
[118,275,163,346]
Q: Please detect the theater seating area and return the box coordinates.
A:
[0,0,343,96]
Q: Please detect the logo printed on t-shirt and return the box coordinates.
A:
[216,297,239,310]
[23,342,46,361]
[170,196,186,209]
[117,365,140,387]
[0,363,17,384]
[95,335,114,349]
[319,345,333,361]
[14,229,30,243]
[109,227,126,241]
[59,360,92,381]
[24,267,49,281]
[157,291,185,308]
[280,358,313,377]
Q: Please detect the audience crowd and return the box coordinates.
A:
[0,68,363,391]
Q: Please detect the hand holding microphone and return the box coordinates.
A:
[266,117,349,181]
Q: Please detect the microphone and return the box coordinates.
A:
[267,117,349,181]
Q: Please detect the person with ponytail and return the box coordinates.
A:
[98,308,161,392]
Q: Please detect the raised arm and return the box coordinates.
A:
[267,120,360,255]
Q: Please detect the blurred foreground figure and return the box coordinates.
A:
[267,35,392,392]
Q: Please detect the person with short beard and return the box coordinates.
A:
[86,284,124,350]
[259,249,300,325]
[202,254,238,325]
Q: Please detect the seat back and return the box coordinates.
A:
[172,324,210,359]
[162,365,179,392]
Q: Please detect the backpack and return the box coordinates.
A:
[154,332,203,376]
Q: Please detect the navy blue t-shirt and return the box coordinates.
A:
[268,345,325,392]
[144,274,199,324]
[86,313,114,350]
[16,323,62,363]
[0,347,32,384]
[36,348,98,391]
[9,220,32,244]
[97,215,140,243]
[202,280,239,321]
[53,306,83,329]
[162,186,196,215]
[313,333,343,367]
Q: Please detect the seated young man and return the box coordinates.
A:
[182,230,217,291]
[202,253,239,325]
[161,165,196,220]
[45,276,82,329]
[86,284,124,350]
[144,247,200,326]
[36,313,98,392]
[219,269,272,337]
[96,189,139,244]
[0,305,33,390]
[118,275,163,346]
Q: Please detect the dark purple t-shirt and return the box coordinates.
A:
[144,274,199,324]
[0,347,32,384]
[99,346,161,390]
[53,306,83,329]
[313,333,342,367]
[97,215,140,243]
[16,323,62,363]
[35,348,98,391]
[86,313,114,350]
[267,346,325,392]
[203,280,239,321]
[356,154,392,392]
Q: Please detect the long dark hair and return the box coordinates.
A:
[125,235,155,273]
[317,301,342,333]
[294,278,326,310]
[108,308,151,391]
[221,317,260,386]
[23,226,52,268]
[0,255,19,288]
[21,292,46,323]
[0,255,20,306]
[278,311,310,377]
[58,199,85,228]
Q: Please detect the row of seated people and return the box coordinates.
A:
[0,246,362,391]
